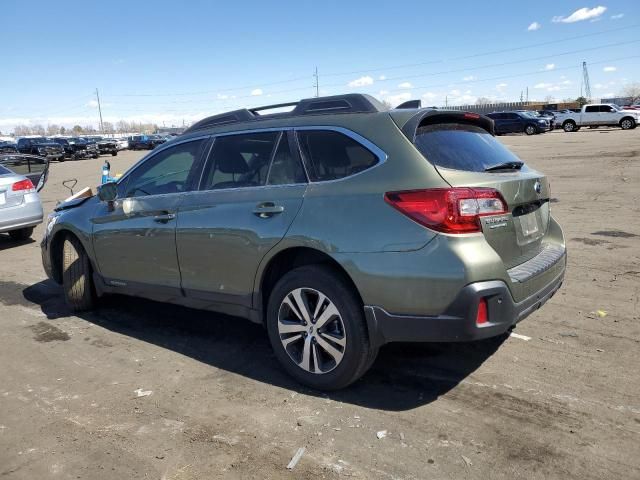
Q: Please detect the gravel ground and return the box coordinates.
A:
[0,128,639,479]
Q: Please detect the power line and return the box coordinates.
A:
[103,24,637,99]
[321,23,640,77]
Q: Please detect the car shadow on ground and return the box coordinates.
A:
[0,234,35,251]
[21,279,507,412]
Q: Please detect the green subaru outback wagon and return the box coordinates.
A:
[42,94,566,390]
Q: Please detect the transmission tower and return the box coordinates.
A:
[581,61,592,101]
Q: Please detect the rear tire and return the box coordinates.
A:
[8,227,34,241]
[525,124,537,135]
[266,265,375,390]
[62,235,96,311]
[563,120,577,132]
[111,151,117,156]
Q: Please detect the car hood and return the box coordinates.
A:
[55,193,97,212]
[34,142,62,148]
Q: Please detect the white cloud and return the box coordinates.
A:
[603,66,617,72]
[464,89,472,95]
[602,92,615,97]
[547,86,561,92]
[527,21,541,31]
[251,88,263,96]
[449,89,461,96]
[347,76,374,87]
[398,82,413,89]
[611,13,624,20]
[534,82,552,89]
[422,92,437,99]
[378,75,386,81]
[496,83,508,92]
[378,90,389,95]
[463,75,475,81]
[552,6,607,23]
[544,63,555,71]
[86,100,99,108]
[217,94,229,100]
[560,80,572,85]
[383,92,411,107]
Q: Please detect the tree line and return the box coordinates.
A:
[10,120,160,137]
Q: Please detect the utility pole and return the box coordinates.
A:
[526,87,529,102]
[445,95,448,107]
[313,67,319,97]
[582,61,592,101]
[95,88,104,134]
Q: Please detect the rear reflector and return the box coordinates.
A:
[11,179,35,192]
[384,188,507,234]
[476,298,488,325]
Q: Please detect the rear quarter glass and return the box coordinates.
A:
[413,123,525,172]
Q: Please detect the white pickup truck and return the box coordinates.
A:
[556,104,640,132]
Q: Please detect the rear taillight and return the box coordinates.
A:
[384,187,507,234]
[12,179,35,192]
[476,298,488,325]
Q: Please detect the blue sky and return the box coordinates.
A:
[0,0,638,132]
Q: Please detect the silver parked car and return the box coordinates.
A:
[0,154,49,240]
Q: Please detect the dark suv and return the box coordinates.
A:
[85,137,118,156]
[128,135,165,150]
[486,111,549,135]
[16,137,64,161]
[42,94,566,390]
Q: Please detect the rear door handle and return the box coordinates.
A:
[253,202,284,218]
[153,212,176,223]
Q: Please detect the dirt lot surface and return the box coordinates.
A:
[1,129,639,479]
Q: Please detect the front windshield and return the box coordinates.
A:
[70,138,87,144]
[610,105,621,111]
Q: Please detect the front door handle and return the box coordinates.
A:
[153,212,176,223]
[253,202,284,218]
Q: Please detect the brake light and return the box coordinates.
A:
[384,188,507,234]
[464,113,480,119]
[476,298,488,325]
[11,179,35,192]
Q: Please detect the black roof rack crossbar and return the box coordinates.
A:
[183,93,387,134]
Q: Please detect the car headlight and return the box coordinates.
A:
[45,213,60,236]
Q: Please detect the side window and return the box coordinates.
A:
[267,133,306,185]
[296,130,378,181]
[599,105,613,113]
[585,106,598,113]
[201,131,279,190]
[121,139,204,197]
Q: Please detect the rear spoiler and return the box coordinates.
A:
[390,109,495,142]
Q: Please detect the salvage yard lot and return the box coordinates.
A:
[0,129,638,479]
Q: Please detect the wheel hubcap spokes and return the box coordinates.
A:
[278,288,346,374]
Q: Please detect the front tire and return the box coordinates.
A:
[62,235,96,311]
[266,265,375,390]
[525,124,537,135]
[8,227,34,241]
[111,151,118,156]
[620,118,635,130]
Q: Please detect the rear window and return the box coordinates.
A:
[414,123,523,172]
[0,165,12,175]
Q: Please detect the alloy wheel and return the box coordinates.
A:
[277,287,346,374]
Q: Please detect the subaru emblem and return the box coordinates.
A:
[534,181,542,194]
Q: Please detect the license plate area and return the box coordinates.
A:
[520,212,539,237]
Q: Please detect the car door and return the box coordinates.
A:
[92,138,207,295]
[503,113,519,133]
[176,130,307,313]
[583,105,599,125]
[599,105,617,125]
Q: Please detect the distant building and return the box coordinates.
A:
[601,96,635,106]
[156,126,185,135]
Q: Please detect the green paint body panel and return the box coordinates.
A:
[41,104,566,344]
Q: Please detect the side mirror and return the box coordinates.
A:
[97,181,118,202]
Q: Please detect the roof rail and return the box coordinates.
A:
[183,93,385,134]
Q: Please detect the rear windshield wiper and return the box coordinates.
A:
[484,161,524,172]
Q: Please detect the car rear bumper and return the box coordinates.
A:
[364,258,565,347]
[0,201,43,233]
